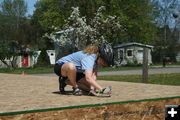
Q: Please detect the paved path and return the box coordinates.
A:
[98,67,180,76]
[33,67,180,77]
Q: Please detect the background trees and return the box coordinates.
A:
[0,0,179,66]
[32,0,156,46]
[0,0,27,42]
[0,0,33,68]
[151,0,180,63]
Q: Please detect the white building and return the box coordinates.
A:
[0,51,41,68]
[113,42,154,66]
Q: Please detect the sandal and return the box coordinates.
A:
[73,87,83,96]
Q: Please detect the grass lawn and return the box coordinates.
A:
[0,66,142,74]
[0,66,54,74]
[97,73,180,86]
[0,64,180,73]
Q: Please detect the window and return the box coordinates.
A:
[127,49,133,57]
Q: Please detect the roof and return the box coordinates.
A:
[113,42,154,49]
[55,28,74,34]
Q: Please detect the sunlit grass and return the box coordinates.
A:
[98,73,180,86]
[0,66,54,74]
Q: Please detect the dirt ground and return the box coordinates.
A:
[0,73,180,119]
[0,98,179,120]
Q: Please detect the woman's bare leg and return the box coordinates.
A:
[77,78,91,91]
[61,63,78,88]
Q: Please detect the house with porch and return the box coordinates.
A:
[113,42,154,66]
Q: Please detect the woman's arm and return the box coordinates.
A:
[85,70,102,90]
[92,69,97,81]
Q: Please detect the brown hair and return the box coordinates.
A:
[83,44,99,56]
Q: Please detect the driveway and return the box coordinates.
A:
[98,67,180,76]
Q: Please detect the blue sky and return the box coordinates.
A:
[25,0,37,15]
[0,0,37,15]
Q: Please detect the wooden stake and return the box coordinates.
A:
[142,47,148,83]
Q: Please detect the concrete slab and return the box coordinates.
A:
[0,73,180,113]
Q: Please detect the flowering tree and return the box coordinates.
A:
[47,6,123,51]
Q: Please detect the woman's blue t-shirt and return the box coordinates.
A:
[56,51,97,71]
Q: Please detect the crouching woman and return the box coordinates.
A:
[54,42,113,95]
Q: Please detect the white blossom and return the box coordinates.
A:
[47,6,123,50]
